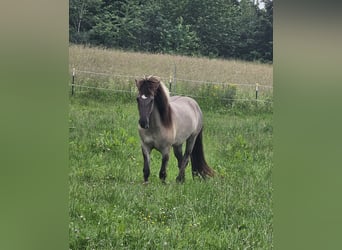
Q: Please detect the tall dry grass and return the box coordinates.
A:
[69,45,273,86]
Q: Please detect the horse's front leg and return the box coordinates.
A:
[159,147,171,183]
[141,145,151,184]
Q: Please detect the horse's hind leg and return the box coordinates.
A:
[176,136,197,183]
[174,145,200,180]
[173,144,183,169]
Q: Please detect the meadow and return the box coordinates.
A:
[69,45,273,249]
[69,45,273,86]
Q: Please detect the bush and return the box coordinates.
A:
[220,84,237,107]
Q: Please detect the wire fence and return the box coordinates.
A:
[70,68,273,104]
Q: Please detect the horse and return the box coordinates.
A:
[135,75,215,183]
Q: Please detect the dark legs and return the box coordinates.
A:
[159,153,170,183]
[175,136,197,183]
[142,145,171,183]
[142,136,197,183]
[142,146,151,183]
[173,144,183,169]
[175,151,192,182]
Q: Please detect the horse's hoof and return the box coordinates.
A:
[176,176,185,183]
[143,181,149,185]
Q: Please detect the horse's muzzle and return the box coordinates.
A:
[139,119,149,129]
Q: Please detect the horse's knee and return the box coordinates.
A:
[159,153,169,181]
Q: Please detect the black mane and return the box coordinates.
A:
[136,76,172,128]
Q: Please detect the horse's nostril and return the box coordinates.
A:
[139,119,149,129]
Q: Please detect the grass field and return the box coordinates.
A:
[69,46,273,249]
[69,45,273,86]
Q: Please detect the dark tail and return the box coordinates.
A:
[190,128,215,178]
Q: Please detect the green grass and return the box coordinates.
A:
[69,91,273,249]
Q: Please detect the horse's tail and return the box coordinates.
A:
[190,128,215,178]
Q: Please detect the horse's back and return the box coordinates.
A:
[170,95,201,113]
[170,95,199,107]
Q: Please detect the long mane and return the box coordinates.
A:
[136,76,173,128]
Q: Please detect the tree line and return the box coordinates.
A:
[70,0,272,62]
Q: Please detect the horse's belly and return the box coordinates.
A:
[173,119,198,144]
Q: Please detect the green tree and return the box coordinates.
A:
[258,0,273,62]
[69,0,103,43]
[69,0,273,62]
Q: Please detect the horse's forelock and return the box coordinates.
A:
[137,76,166,97]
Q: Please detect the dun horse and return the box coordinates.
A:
[136,76,215,183]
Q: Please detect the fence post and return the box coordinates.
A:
[72,68,76,96]
[173,63,177,92]
[169,74,172,95]
[255,83,259,107]
[255,83,259,100]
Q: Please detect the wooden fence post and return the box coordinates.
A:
[256,83,259,100]
[169,74,172,95]
[72,68,75,96]
[255,83,259,107]
[173,63,177,92]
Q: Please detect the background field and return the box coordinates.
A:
[69,45,273,86]
[69,46,273,249]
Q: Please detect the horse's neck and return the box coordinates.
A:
[150,102,172,129]
[149,105,163,129]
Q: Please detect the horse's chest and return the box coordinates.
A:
[139,128,172,150]
[140,132,155,145]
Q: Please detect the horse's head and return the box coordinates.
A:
[136,92,154,129]
[135,76,160,129]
